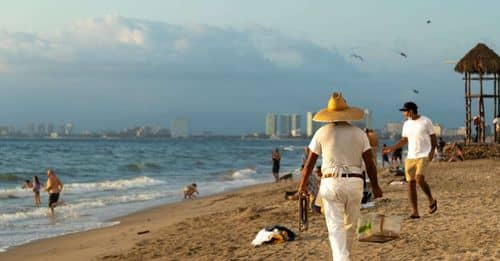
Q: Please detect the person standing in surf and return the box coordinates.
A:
[45,168,63,218]
[33,176,41,206]
[271,148,281,182]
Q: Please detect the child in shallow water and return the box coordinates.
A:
[183,183,199,199]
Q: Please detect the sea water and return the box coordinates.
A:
[0,138,308,252]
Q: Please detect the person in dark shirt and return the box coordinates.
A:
[271,148,281,182]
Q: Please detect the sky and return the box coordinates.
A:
[0,1,499,134]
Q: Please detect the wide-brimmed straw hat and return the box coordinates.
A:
[313,92,364,122]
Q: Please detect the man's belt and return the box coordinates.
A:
[322,173,364,180]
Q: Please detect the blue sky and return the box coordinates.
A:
[0,1,499,134]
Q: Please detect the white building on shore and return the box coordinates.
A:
[170,118,190,138]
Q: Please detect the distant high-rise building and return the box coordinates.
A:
[265,113,277,136]
[279,114,291,137]
[290,113,301,136]
[306,112,323,137]
[433,123,443,136]
[47,123,55,134]
[306,112,314,137]
[384,122,404,139]
[25,123,35,136]
[37,123,46,136]
[364,109,372,130]
[170,118,190,138]
[64,123,74,135]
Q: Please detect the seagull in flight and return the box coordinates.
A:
[350,53,364,62]
[400,52,408,58]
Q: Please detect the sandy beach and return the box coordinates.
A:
[1,159,499,261]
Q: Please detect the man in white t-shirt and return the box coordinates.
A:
[383,102,437,219]
[298,92,383,261]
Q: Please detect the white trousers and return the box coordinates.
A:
[319,177,364,261]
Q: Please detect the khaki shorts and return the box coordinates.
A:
[405,157,429,181]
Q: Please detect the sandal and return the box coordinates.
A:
[429,200,438,214]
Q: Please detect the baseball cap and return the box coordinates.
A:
[399,102,418,112]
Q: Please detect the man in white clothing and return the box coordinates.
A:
[383,102,437,218]
[298,92,383,261]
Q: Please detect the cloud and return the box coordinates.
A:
[174,38,190,52]
[0,58,7,73]
[0,15,361,133]
[0,15,355,75]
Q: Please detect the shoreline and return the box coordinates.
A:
[0,181,286,260]
[1,159,499,260]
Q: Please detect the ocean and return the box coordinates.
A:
[0,138,309,252]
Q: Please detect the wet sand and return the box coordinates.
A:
[1,159,499,260]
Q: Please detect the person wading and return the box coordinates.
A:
[271,148,281,182]
[298,92,383,261]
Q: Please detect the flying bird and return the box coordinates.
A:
[426,20,431,24]
[413,89,419,94]
[350,53,364,62]
[400,52,407,58]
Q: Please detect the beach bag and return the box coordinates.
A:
[251,225,296,246]
[357,213,402,243]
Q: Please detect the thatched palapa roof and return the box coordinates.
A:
[454,43,500,74]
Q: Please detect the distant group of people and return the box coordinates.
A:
[22,168,63,217]
[295,93,437,260]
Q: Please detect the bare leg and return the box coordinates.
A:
[416,175,434,205]
[50,203,55,218]
[407,181,419,216]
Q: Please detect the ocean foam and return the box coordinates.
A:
[231,168,257,178]
[0,187,31,200]
[0,190,173,224]
[64,176,164,193]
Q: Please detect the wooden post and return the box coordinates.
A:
[466,73,472,143]
[464,73,469,144]
[495,73,499,143]
[467,73,472,144]
[480,74,485,143]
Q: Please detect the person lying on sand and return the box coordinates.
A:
[183,183,199,199]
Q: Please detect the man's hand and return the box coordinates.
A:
[298,184,308,195]
[372,184,383,199]
[382,147,394,155]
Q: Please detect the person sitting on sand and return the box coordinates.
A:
[448,143,464,162]
[183,183,199,199]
